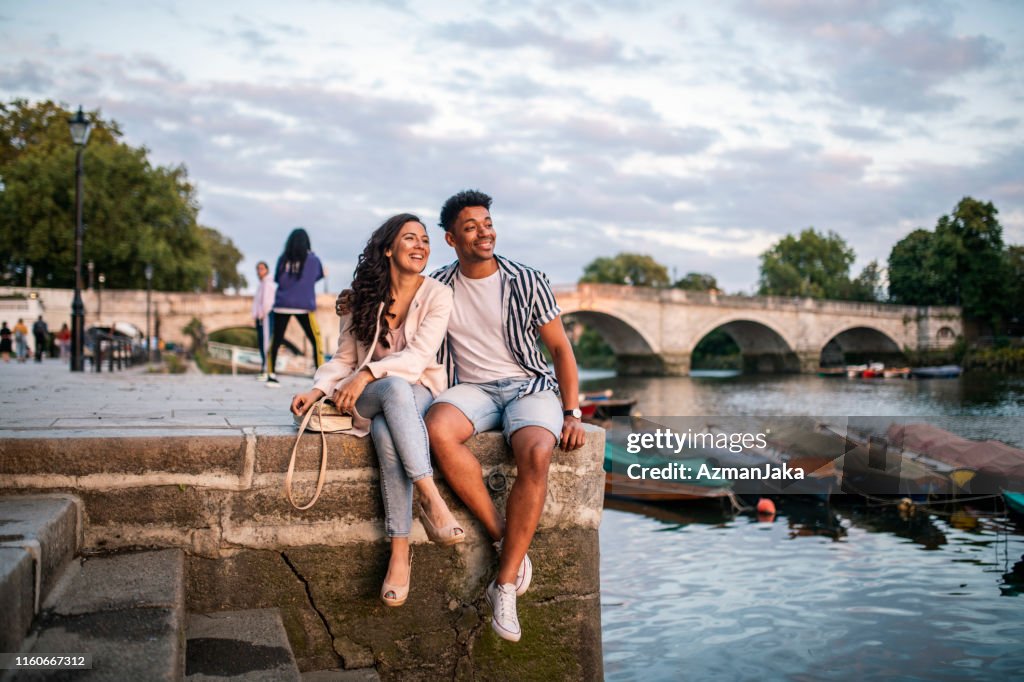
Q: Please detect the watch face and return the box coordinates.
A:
[566,408,582,419]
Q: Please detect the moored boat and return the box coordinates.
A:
[1004,491,1024,516]
[582,390,637,420]
[910,365,962,378]
[602,436,733,502]
[846,364,867,378]
[817,367,846,378]
[860,362,886,378]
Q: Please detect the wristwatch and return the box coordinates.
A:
[563,408,582,419]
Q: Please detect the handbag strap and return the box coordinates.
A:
[284,396,330,510]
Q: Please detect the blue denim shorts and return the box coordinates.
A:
[433,378,562,442]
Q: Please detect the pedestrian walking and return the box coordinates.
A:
[252,261,277,381]
[56,323,71,359]
[13,318,28,363]
[266,228,325,387]
[0,322,12,362]
[32,316,49,362]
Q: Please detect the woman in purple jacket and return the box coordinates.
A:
[266,228,324,386]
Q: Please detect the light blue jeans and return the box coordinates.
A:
[355,376,434,537]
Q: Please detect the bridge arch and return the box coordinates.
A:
[561,308,665,375]
[689,316,801,374]
[819,325,906,367]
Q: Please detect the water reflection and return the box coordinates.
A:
[600,497,1024,681]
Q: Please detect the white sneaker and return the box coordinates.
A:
[485,581,521,642]
[265,376,280,388]
[255,373,269,382]
[493,540,533,596]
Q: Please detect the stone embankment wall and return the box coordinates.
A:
[0,425,606,680]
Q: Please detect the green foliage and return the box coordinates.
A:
[848,260,884,302]
[570,325,616,369]
[673,272,718,291]
[758,228,855,299]
[965,345,1024,372]
[579,253,669,287]
[888,229,958,305]
[0,99,243,291]
[1006,246,1024,325]
[691,328,741,369]
[200,227,247,291]
[888,197,1014,327]
[208,326,258,347]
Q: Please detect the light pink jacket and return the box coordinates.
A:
[311,276,452,435]
[252,274,276,320]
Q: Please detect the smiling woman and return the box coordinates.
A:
[290,213,463,608]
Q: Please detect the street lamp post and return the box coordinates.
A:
[68,106,91,371]
[145,264,153,364]
[97,273,105,323]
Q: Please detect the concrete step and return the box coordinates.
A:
[22,548,185,681]
[0,495,81,653]
[185,608,301,681]
[301,669,381,681]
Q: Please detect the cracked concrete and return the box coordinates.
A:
[280,552,343,667]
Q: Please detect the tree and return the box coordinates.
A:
[758,228,856,299]
[580,253,669,287]
[1006,246,1024,328]
[673,272,718,291]
[847,260,883,302]
[888,229,958,305]
[0,98,243,291]
[888,197,1010,327]
[200,227,247,292]
[943,197,1006,325]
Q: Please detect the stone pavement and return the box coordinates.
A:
[0,359,308,432]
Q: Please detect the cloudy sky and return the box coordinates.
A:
[3,0,1023,293]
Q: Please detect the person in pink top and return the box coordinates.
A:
[252,261,277,380]
[290,213,464,607]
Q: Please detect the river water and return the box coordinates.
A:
[583,371,1024,681]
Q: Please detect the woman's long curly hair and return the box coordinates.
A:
[277,228,312,279]
[349,213,424,349]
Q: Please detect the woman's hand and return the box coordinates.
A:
[332,369,374,414]
[291,388,325,416]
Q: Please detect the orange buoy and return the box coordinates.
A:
[756,498,776,515]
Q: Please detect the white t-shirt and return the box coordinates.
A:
[448,269,529,384]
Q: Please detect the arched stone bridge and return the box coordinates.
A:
[556,283,962,375]
[9,284,962,375]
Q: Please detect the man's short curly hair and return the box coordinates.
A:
[439,190,492,232]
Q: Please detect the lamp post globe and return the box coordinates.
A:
[68,106,91,371]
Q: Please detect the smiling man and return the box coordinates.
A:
[425,189,587,643]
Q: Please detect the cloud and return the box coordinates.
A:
[0,60,55,93]
[740,0,1004,113]
[829,123,893,142]
[434,19,662,68]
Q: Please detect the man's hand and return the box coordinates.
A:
[331,369,374,414]
[559,417,586,451]
[291,388,325,416]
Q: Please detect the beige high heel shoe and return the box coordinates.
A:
[381,549,413,607]
[417,500,465,546]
